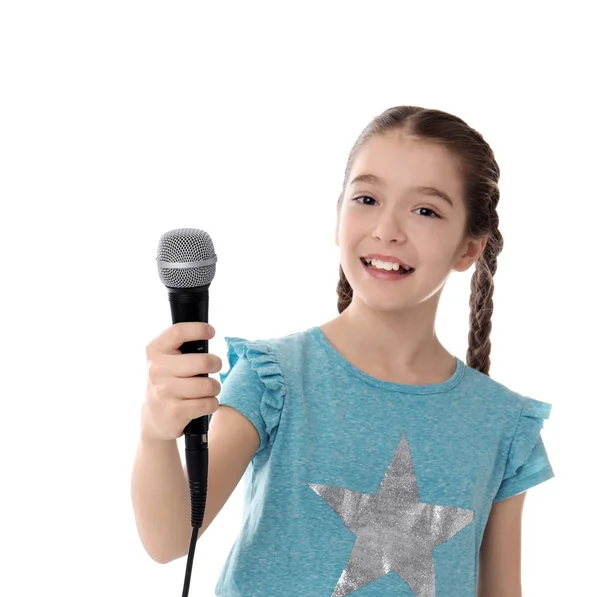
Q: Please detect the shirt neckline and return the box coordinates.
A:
[308,326,465,395]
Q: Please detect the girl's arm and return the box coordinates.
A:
[132,404,259,564]
[477,492,527,597]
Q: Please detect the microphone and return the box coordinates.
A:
[155,227,217,595]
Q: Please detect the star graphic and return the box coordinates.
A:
[308,434,474,597]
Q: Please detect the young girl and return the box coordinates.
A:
[134,105,554,597]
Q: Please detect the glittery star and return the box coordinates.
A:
[308,434,474,597]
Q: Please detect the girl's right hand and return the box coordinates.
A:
[142,322,223,441]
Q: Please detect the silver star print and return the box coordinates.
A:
[308,434,474,597]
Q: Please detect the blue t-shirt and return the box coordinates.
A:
[213,326,554,597]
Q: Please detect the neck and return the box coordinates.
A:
[326,290,451,374]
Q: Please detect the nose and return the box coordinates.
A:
[372,210,407,244]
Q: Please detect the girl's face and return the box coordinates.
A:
[336,131,485,314]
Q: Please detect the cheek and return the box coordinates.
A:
[408,234,458,274]
[337,214,359,247]
[337,225,361,270]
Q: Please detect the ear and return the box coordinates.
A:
[454,237,487,272]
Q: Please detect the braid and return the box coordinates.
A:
[336,264,353,314]
[466,193,504,376]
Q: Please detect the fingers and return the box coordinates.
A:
[154,375,222,401]
[175,396,221,420]
[149,352,223,379]
[147,322,215,357]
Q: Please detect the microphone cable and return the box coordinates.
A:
[182,527,199,597]
[181,414,209,597]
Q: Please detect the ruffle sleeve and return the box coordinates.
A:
[493,397,554,502]
[218,336,286,454]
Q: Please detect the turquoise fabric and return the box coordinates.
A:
[213,326,554,596]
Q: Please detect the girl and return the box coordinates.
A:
[134,105,554,597]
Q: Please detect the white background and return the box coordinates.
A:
[1,1,597,595]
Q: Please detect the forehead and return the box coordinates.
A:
[350,132,464,200]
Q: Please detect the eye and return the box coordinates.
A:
[413,207,440,218]
[353,195,377,206]
[353,197,440,218]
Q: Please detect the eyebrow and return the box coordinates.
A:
[349,173,455,207]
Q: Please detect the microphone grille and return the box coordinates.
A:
[156,228,217,288]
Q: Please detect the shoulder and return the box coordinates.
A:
[460,364,553,474]
[216,331,315,453]
[461,362,552,417]
[223,326,315,364]
[220,326,316,383]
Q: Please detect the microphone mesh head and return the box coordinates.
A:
[156,228,217,288]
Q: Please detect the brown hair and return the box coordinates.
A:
[335,106,503,376]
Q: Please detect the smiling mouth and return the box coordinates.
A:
[360,257,415,274]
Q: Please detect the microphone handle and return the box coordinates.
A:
[168,284,210,529]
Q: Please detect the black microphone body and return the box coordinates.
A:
[168,284,210,529]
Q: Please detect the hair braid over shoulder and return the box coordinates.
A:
[467,190,503,375]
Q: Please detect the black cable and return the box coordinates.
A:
[181,433,208,596]
[181,526,200,597]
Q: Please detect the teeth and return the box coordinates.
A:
[364,258,412,272]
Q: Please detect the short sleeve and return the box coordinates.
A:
[493,398,555,503]
[217,336,286,455]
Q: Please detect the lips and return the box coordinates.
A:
[361,254,414,270]
[360,257,415,274]
[360,257,415,279]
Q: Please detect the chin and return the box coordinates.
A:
[347,281,415,311]
[360,296,417,314]
[348,277,440,316]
